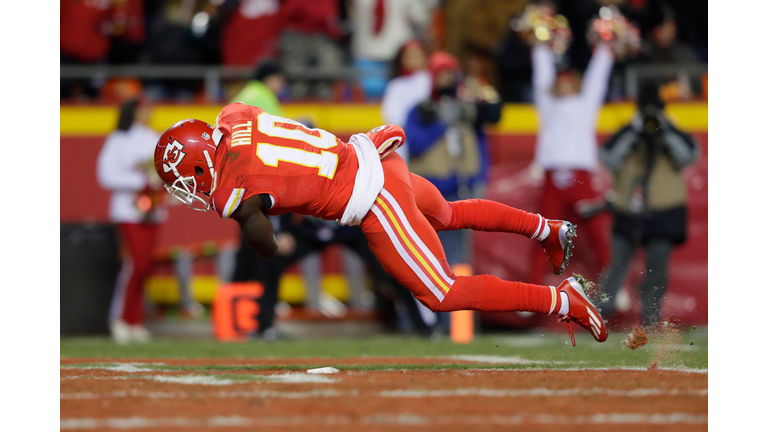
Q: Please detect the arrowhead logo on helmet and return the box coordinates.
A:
[162,140,187,174]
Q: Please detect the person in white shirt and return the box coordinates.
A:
[381,39,431,162]
[97,98,166,344]
[528,42,614,287]
[350,0,436,98]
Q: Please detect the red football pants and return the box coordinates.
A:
[110,223,160,325]
[529,170,611,285]
[360,154,561,315]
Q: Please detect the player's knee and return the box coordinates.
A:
[415,295,441,313]
[436,299,464,313]
[435,286,476,312]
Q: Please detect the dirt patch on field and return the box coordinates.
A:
[61,358,707,431]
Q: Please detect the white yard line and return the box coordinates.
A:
[61,389,353,400]
[379,387,708,397]
[149,376,238,386]
[262,373,338,383]
[60,413,708,429]
[445,355,569,364]
[61,386,706,400]
[61,373,339,387]
[147,372,338,385]
[61,363,173,373]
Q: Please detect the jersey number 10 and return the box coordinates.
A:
[254,113,339,179]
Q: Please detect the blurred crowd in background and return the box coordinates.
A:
[60,0,707,104]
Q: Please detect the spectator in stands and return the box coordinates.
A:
[219,0,281,67]
[350,0,436,99]
[639,8,701,65]
[404,51,501,267]
[442,0,529,98]
[145,0,223,100]
[636,7,702,101]
[596,84,699,328]
[230,59,287,115]
[60,0,113,99]
[381,39,432,162]
[528,40,614,286]
[107,0,147,65]
[277,0,346,99]
[496,22,534,103]
[97,99,166,344]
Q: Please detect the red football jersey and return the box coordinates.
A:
[209,103,359,221]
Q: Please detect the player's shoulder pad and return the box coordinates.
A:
[214,103,258,147]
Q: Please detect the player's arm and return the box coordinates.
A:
[230,195,278,258]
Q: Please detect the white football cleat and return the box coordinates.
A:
[109,319,132,345]
[130,325,152,344]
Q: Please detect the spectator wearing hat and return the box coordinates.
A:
[596,84,699,327]
[404,51,501,266]
[230,59,287,116]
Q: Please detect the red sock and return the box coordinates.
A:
[437,274,561,314]
[433,199,543,238]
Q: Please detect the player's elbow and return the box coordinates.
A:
[242,235,278,259]
[258,247,277,259]
[253,241,278,259]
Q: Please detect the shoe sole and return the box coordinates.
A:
[555,223,577,275]
[571,274,596,308]
[570,275,609,340]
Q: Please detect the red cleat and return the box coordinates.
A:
[540,220,577,275]
[557,275,608,346]
[365,124,405,159]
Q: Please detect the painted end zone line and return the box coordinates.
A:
[61,413,708,429]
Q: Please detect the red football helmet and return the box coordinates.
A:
[154,119,217,211]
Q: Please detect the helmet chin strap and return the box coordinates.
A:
[203,150,215,178]
[203,150,217,192]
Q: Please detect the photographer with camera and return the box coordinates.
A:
[596,83,699,328]
[404,51,502,267]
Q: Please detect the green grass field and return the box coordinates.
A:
[61,328,708,371]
